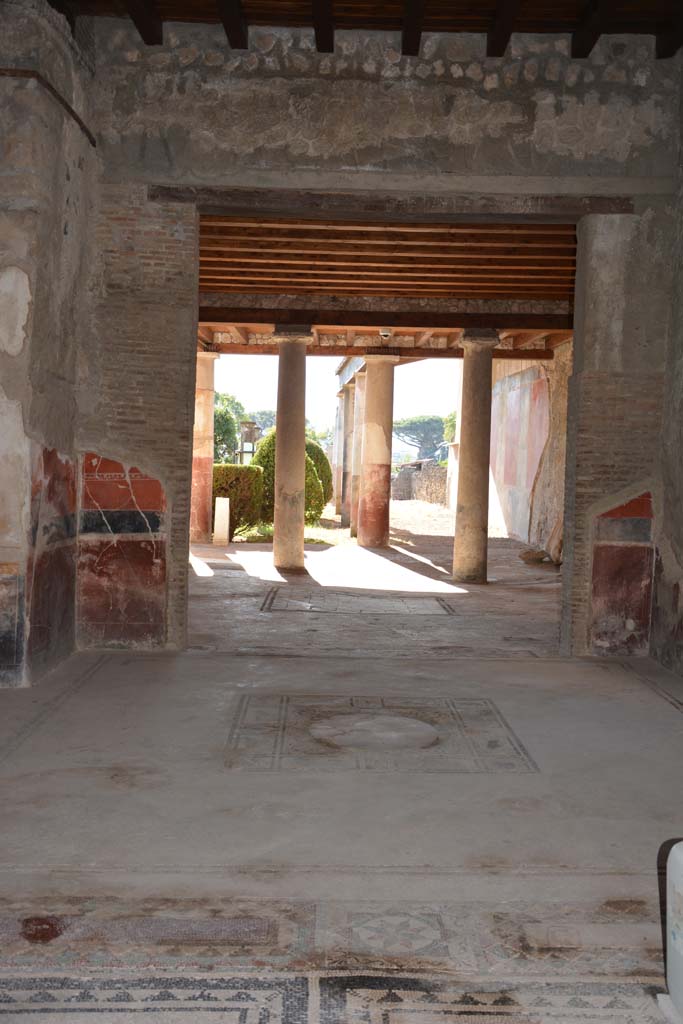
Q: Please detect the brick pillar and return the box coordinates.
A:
[340,382,356,528]
[190,351,219,544]
[561,213,666,655]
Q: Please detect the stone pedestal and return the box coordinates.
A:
[273,340,307,571]
[350,371,367,537]
[452,331,498,583]
[190,351,219,544]
[340,382,356,528]
[358,357,397,548]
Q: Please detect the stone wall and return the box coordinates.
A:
[0,0,96,684]
[392,463,448,505]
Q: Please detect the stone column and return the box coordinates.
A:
[333,391,344,515]
[452,330,499,583]
[273,339,307,571]
[358,357,397,548]
[340,382,355,528]
[350,370,367,537]
[190,351,219,543]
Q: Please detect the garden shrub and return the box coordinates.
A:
[251,430,326,525]
[212,463,263,540]
[305,439,333,504]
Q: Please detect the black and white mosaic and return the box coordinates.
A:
[0,975,309,1021]
[318,976,664,1023]
[224,694,538,772]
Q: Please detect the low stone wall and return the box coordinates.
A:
[392,463,448,506]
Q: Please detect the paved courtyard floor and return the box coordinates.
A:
[0,502,680,1021]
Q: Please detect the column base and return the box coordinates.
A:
[274,563,308,575]
[452,572,488,585]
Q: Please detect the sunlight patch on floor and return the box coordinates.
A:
[227,544,469,594]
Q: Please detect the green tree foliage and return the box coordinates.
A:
[251,430,328,525]
[305,438,333,504]
[248,409,276,432]
[443,411,457,443]
[393,415,446,458]
[212,464,263,539]
[214,393,246,463]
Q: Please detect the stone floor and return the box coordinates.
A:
[0,503,680,1021]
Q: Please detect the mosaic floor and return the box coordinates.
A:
[0,973,665,1022]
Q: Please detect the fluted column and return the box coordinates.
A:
[358,356,397,548]
[452,330,498,583]
[273,340,307,571]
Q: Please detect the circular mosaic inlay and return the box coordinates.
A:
[310,713,439,751]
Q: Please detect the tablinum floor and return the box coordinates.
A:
[0,643,681,1020]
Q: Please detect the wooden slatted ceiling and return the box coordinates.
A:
[199,216,576,300]
[59,0,682,57]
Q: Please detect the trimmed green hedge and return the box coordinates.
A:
[251,430,327,525]
[305,439,333,504]
[213,463,263,540]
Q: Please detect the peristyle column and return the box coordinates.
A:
[340,382,355,528]
[452,330,499,583]
[190,351,219,543]
[273,339,307,571]
[358,356,397,548]
[333,390,344,515]
[349,370,367,537]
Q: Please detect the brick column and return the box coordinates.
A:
[358,357,396,548]
[350,370,366,537]
[561,213,666,655]
[452,330,498,583]
[189,351,219,544]
[340,382,356,528]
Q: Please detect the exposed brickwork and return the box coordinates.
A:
[561,372,663,655]
[78,185,199,647]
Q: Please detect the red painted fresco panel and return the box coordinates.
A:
[503,387,521,487]
[600,492,652,520]
[78,538,166,646]
[591,543,654,654]
[526,377,550,490]
[82,452,165,512]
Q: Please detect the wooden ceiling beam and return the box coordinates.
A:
[216,0,248,48]
[656,9,683,58]
[200,240,577,258]
[123,0,163,44]
[401,0,425,56]
[512,330,551,349]
[199,308,573,331]
[487,0,520,57]
[572,0,612,58]
[211,342,555,360]
[200,217,576,234]
[312,0,334,52]
[199,254,576,272]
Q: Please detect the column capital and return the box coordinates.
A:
[364,354,400,365]
[461,329,499,351]
[197,349,220,361]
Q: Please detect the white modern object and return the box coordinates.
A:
[213,497,230,546]
[659,843,683,1024]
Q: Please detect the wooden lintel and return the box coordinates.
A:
[572,0,610,58]
[213,343,554,360]
[312,0,334,52]
[229,324,249,343]
[487,0,520,57]
[402,0,425,56]
[199,307,573,331]
[512,330,550,349]
[123,0,163,44]
[216,0,248,48]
